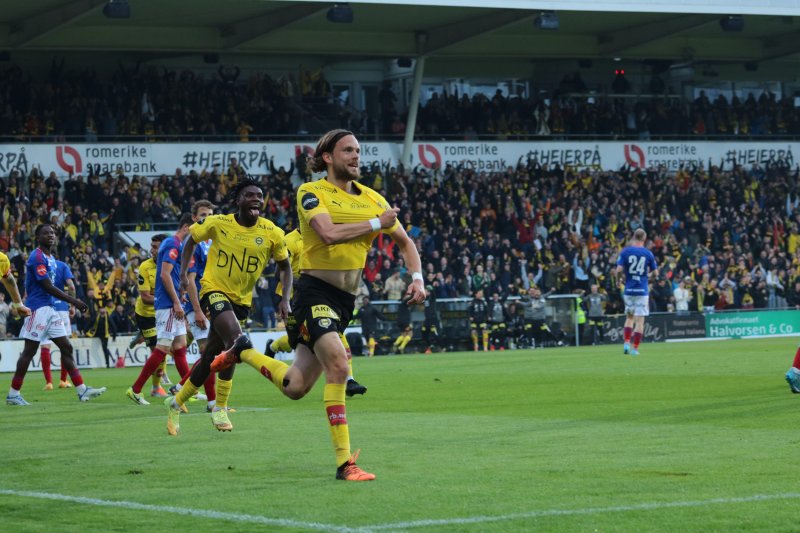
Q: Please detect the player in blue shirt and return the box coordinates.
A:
[127,214,194,405]
[39,257,77,390]
[7,224,106,405]
[614,228,658,356]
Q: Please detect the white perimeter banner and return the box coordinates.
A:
[0,327,363,373]
[0,140,796,177]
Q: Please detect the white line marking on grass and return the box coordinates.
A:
[0,489,354,532]
[364,493,800,530]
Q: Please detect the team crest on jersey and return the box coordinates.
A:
[138,275,144,284]
[311,305,339,320]
[255,237,264,246]
[301,192,319,210]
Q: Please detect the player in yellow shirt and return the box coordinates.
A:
[165,178,292,435]
[211,129,426,481]
[265,228,367,397]
[0,251,29,318]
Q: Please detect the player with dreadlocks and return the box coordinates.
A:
[164,176,292,435]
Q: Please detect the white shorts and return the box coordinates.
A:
[155,308,187,341]
[41,311,72,344]
[186,310,209,341]
[22,306,68,343]
[623,295,650,317]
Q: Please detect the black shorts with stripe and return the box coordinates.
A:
[200,291,250,324]
[135,313,157,349]
[287,275,355,350]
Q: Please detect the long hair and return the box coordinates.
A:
[309,129,353,173]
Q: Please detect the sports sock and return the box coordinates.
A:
[368,337,376,356]
[482,331,489,350]
[203,373,216,401]
[471,331,478,350]
[10,374,24,392]
[172,346,190,380]
[216,377,232,409]
[632,331,642,349]
[240,348,288,389]
[324,383,351,467]
[7,386,21,397]
[60,367,68,382]
[623,327,633,343]
[793,346,800,369]
[175,380,199,407]
[75,383,87,395]
[132,348,167,394]
[68,367,84,387]
[41,347,52,384]
[152,359,167,387]
[272,335,292,353]
[399,334,412,351]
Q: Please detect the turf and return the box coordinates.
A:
[1,337,799,532]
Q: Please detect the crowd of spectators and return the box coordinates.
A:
[1,148,800,339]
[2,63,799,141]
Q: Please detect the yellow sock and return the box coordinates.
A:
[152,360,167,387]
[175,380,199,407]
[368,337,376,356]
[393,335,402,347]
[324,383,350,466]
[471,332,478,348]
[482,331,489,350]
[399,334,411,350]
[271,335,292,353]
[240,348,288,389]
[216,377,232,409]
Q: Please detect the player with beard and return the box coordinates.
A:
[211,129,426,481]
[165,178,291,435]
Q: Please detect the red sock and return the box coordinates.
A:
[792,346,800,369]
[60,367,68,382]
[68,367,84,387]
[41,347,52,384]
[623,327,633,343]
[632,332,642,349]
[132,348,167,394]
[203,373,216,401]
[11,374,24,391]
[172,347,189,380]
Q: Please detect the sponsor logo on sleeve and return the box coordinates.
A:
[36,264,47,277]
[301,192,320,210]
[168,248,179,261]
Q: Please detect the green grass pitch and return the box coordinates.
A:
[1,337,799,532]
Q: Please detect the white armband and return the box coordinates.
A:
[411,272,424,282]
[369,218,381,231]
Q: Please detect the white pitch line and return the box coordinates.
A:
[363,492,800,530]
[4,488,798,532]
[0,489,355,532]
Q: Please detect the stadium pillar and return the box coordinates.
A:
[401,55,426,176]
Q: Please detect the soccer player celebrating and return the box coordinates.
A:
[39,255,77,390]
[212,129,426,481]
[266,228,367,396]
[167,178,292,434]
[127,214,194,405]
[6,224,106,405]
[614,228,658,356]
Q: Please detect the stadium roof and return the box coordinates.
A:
[2,1,800,76]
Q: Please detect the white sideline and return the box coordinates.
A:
[0,489,356,532]
[3,489,799,531]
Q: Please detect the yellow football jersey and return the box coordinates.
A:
[0,252,9,278]
[190,214,288,307]
[276,229,303,297]
[134,258,156,317]
[297,178,400,270]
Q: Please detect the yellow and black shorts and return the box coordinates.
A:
[135,313,157,349]
[287,275,355,350]
[200,291,250,324]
